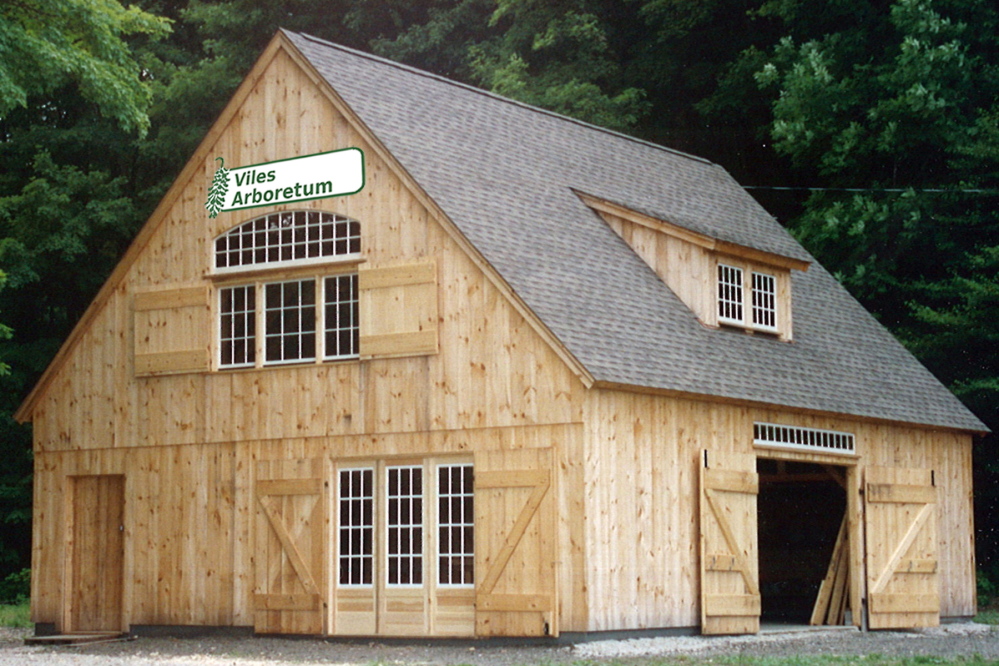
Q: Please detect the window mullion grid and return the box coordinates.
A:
[315,276,325,363]
[254,281,265,368]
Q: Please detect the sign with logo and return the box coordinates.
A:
[206,148,364,218]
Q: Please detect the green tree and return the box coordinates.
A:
[742,0,999,569]
[0,0,171,137]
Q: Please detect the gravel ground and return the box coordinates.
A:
[0,623,996,665]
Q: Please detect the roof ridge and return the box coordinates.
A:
[292,30,715,167]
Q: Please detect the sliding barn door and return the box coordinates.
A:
[474,448,557,637]
[699,450,760,635]
[254,458,327,635]
[864,466,939,629]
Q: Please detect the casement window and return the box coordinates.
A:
[751,272,777,330]
[217,275,358,368]
[717,263,779,333]
[264,279,317,364]
[219,285,256,368]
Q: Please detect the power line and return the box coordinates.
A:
[743,185,998,193]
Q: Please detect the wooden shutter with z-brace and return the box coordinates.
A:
[254,458,327,635]
[699,450,760,635]
[864,466,939,629]
[474,448,557,637]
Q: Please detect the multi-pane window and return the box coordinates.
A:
[219,285,256,368]
[438,465,474,586]
[264,280,316,364]
[387,466,423,586]
[752,272,777,330]
[339,468,374,586]
[214,210,360,270]
[217,274,358,368]
[717,264,744,324]
[325,274,359,360]
[717,263,781,333]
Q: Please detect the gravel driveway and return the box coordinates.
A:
[1,623,996,665]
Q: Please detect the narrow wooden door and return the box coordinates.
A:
[69,475,125,633]
[864,466,939,629]
[699,450,759,635]
[474,448,556,637]
[254,458,326,635]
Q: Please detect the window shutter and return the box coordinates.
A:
[133,286,210,376]
[358,261,438,358]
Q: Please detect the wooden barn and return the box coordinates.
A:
[15,30,986,639]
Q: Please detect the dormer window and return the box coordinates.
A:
[716,263,779,334]
[576,192,808,342]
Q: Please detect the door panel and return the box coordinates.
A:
[254,458,326,635]
[69,475,125,632]
[474,448,556,637]
[864,466,939,629]
[699,451,759,635]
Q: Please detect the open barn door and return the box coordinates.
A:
[254,458,327,635]
[864,466,939,629]
[474,448,557,637]
[700,450,760,635]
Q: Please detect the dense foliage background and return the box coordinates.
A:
[2,0,997,600]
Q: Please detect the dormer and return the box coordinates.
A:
[579,193,810,341]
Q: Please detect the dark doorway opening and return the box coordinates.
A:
[757,459,846,623]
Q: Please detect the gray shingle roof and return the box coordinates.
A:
[287,31,986,433]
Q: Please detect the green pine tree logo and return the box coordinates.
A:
[205,157,230,218]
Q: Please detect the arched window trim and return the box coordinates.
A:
[213,210,360,274]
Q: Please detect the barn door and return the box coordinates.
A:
[254,458,327,635]
[67,475,125,633]
[864,466,939,629]
[474,448,557,637]
[699,451,760,635]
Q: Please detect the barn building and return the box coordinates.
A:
[15,30,986,639]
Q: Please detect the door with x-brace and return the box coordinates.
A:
[864,466,939,629]
[699,450,760,635]
[253,458,327,635]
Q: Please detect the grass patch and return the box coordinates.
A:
[0,603,30,628]
[590,657,996,666]
[974,608,999,625]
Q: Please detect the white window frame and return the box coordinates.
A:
[437,464,474,588]
[263,278,317,365]
[213,210,360,274]
[386,465,424,588]
[717,263,745,326]
[338,467,375,588]
[751,271,778,331]
[324,274,360,361]
[215,272,359,370]
[218,284,256,369]
[754,422,855,455]
[717,261,782,334]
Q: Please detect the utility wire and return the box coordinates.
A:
[743,186,998,193]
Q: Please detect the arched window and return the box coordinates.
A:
[214,210,360,271]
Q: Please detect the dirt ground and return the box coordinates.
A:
[1,623,996,665]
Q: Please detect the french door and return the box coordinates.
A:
[331,459,475,636]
